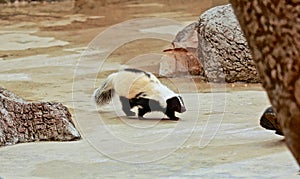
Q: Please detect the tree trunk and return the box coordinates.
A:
[230,0,300,166]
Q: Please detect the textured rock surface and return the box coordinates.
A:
[260,107,283,136]
[0,87,81,146]
[197,4,260,83]
[231,0,300,166]
[161,22,203,77]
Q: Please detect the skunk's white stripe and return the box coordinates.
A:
[178,96,184,107]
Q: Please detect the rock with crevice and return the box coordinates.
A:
[160,22,203,77]
[0,87,81,146]
[197,4,260,83]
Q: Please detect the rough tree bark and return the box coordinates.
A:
[230,0,300,166]
[0,87,81,146]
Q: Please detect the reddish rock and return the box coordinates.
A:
[161,22,204,77]
[260,107,283,136]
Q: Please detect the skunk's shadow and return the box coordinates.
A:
[123,116,180,121]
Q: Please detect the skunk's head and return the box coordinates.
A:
[166,96,186,113]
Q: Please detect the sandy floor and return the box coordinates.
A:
[0,0,299,178]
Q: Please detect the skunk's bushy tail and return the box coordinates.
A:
[93,73,116,106]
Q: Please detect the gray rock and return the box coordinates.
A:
[197,4,260,83]
[0,87,81,147]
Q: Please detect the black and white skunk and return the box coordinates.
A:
[93,68,186,120]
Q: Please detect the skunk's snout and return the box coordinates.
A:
[181,106,186,113]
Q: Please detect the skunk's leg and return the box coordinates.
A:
[136,98,151,119]
[165,110,179,121]
[119,96,135,116]
[138,107,150,119]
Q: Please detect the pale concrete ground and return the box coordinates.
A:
[0,0,299,178]
[0,90,299,178]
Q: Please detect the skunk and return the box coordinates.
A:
[93,68,186,120]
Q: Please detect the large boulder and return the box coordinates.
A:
[197,4,260,83]
[231,0,300,166]
[0,87,81,146]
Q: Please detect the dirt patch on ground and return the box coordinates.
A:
[0,0,229,59]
